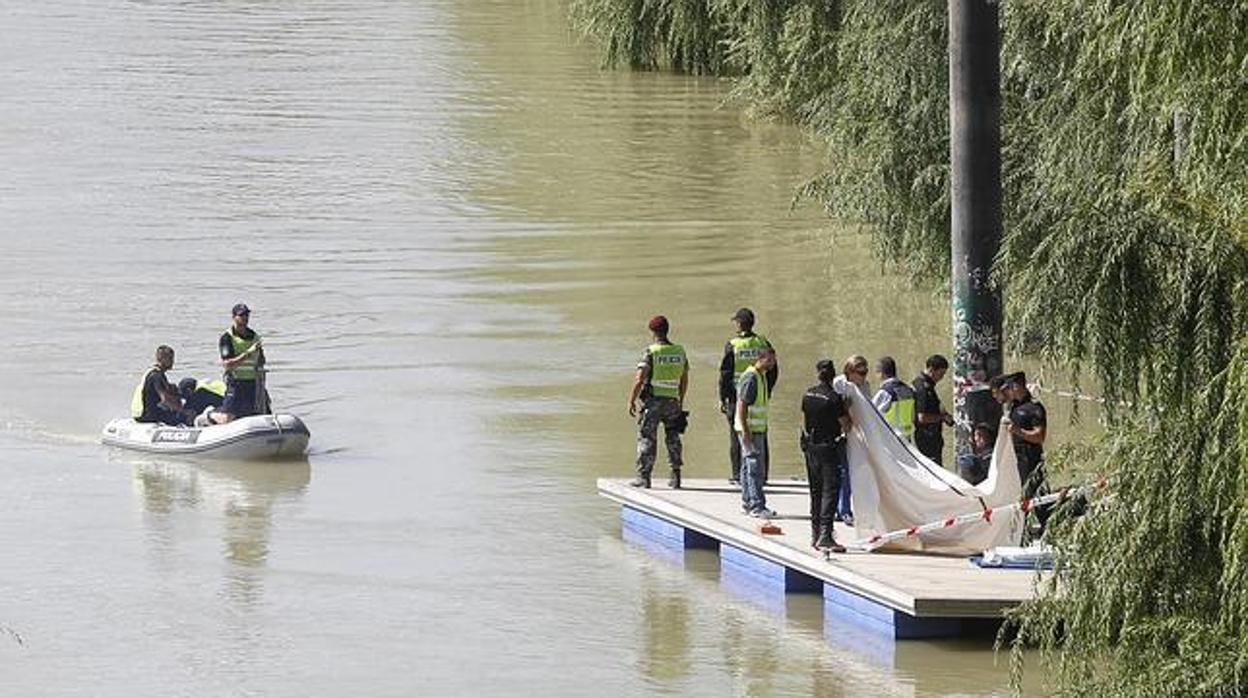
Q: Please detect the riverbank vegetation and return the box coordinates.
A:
[570,1,1248,694]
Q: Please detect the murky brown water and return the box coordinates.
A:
[0,0,1073,694]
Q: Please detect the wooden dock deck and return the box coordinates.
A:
[599,477,1039,640]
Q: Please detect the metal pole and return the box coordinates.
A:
[949,0,1003,460]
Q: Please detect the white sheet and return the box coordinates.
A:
[842,383,1024,554]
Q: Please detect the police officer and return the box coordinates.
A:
[1003,372,1047,495]
[872,356,916,441]
[1004,372,1050,536]
[178,377,227,424]
[131,345,187,426]
[718,308,777,483]
[627,315,689,489]
[211,303,267,425]
[735,347,776,518]
[801,360,851,553]
[912,354,954,464]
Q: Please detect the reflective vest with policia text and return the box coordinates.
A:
[736,365,769,433]
[647,343,687,399]
[730,333,771,385]
[880,378,916,440]
[130,367,160,419]
[226,329,262,381]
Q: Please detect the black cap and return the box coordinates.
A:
[731,307,755,325]
[816,359,836,374]
[232,303,250,316]
[178,377,197,399]
[1006,371,1028,385]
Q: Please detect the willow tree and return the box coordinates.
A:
[572,0,1248,693]
[997,2,1248,694]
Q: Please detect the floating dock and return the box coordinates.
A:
[599,478,1038,641]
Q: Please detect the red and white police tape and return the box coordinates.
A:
[844,478,1110,552]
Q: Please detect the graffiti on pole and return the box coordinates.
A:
[952,259,1002,458]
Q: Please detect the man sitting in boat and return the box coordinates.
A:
[210,303,267,425]
[178,377,226,424]
[131,345,187,426]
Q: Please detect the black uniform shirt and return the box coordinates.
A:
[142,368,173,419]
[912,372,943,444]
[1009,394,1047,469]
[801,381,846,444]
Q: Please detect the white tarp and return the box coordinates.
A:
[842,384,1024,554]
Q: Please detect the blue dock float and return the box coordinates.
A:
[621,505,717,551]
[601,478,1035,643]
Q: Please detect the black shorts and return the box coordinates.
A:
[222,379,258,417]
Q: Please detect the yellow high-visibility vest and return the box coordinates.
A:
[647,343,687,399]
[881,378,916,440]
[729,333,770,384]
[130,366,159,419]
[197,379,227,396]
[226,328,262,381]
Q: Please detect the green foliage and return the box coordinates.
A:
[998,3,1248,694]
[1000,0,1248,410]
[1006,343,1248,696]
[568,0,730,74]
[572,0,1248,692]
[802,1,950,281]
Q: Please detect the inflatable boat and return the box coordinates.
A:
[101,413,310,460]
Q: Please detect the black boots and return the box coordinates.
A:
[629,472,678,489]
[815,526,846,554]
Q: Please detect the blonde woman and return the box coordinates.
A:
[830,355,869,525]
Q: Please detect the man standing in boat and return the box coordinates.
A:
[210,303,267,425]
[718,308,778,484]
[627,315,689,489]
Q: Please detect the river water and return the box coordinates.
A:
[0,1,1070,695]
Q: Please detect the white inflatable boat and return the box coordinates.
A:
[101,414,310,460]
